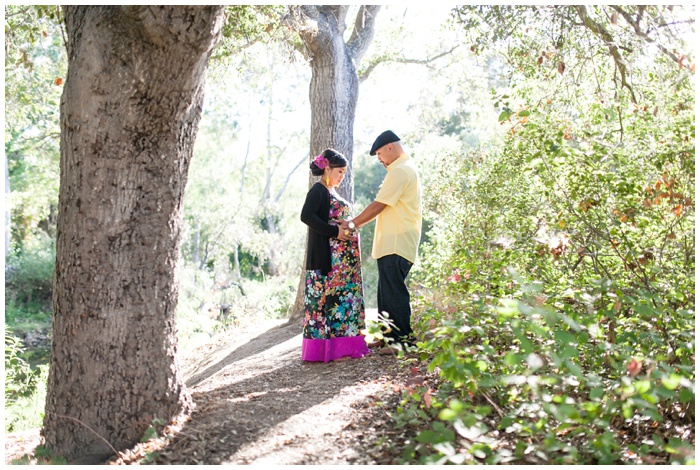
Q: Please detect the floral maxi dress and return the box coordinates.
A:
[302,191,369,362]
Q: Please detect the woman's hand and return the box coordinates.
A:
[337,226,353,241]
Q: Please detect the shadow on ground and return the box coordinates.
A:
[184,320,302,387]
[134,318,400,465]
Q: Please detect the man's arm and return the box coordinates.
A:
[342,201,387,230]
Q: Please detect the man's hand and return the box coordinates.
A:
[352,201,387,228]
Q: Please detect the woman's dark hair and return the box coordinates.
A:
[310,148,348,176]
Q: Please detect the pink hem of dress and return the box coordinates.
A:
[301,335,370,363]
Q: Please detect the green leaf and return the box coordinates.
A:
[554,330,576,344]
[661,374,682,390]
[439,404,461,421]
[504,351,521,366]
[564,359,583,377]
[655,386,677,399]
[633,304,656,319]
[141,426,158,443]
[559,346,578,359]
[634,380,651,394]
[498,110,513,122]
[517,335,533,354]
[589,387,604,400]
[679,388,694,404]
[529,157,543,168]
[416,430,439,444]
[641,407,663,422]
[622,402,633,419]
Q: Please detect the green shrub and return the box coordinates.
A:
[5,238,55,311]
[4,329,40,404]
[176,263,297,350]
[4,363,49,433]
[408,274,694,464]
[401,72,694,463]
[5,329,48,433]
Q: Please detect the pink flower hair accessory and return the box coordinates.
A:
[313,153,329,170]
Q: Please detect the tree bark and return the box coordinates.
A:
[296,5,380,202]
[287,5,380,323]
[42,6,225,463]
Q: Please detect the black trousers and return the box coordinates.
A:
[377,254,414,344]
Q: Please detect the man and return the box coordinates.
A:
[341,130,422,353]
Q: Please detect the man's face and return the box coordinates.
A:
[375,144,393,168]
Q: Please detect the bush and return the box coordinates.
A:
[176,263,296,351]
[408,274,694,464]
[401,75,694,463]
[5,238,55,312]
[4,329,40,405]
[4,363,49,433]
[4,328,47,432]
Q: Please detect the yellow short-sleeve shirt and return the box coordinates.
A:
[372,155,422,263]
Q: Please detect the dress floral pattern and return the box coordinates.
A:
[302,190,368,362]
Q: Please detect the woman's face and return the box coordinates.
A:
[327,166,347,188]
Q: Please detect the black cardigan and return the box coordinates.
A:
[300,182,339,275]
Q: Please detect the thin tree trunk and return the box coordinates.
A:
[4,151,10,257]
[287,5,380,323]
[42,6,225,463]
[193,219,202,266]
[303,6,357,202]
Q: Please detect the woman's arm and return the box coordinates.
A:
[300,185,339,238]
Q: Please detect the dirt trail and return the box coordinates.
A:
[5,311,414,465]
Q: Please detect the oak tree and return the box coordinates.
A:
[42,6,226,462]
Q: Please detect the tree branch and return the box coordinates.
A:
[5,6,32,19]
[610,5,691,70]
[359,45,460,83]
[347,5,382,63]
[287,5,333,58]
[318,4,349,29]
[275,155,308,203]
[573,5,637,103]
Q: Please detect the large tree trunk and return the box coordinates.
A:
[42,6,225,463]
[288,5,380,323]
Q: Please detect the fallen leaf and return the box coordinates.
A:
[406,376,425,387]
[423,389,432,408]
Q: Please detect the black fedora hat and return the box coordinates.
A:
[369,130,400,156]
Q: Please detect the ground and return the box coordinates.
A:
[4,310,422,465]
